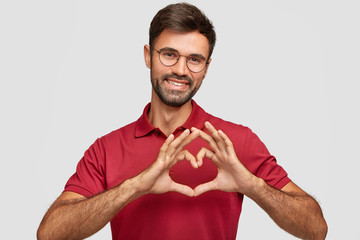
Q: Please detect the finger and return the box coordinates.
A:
[193,181,218,196]
[204,121,221,141]
[176,128,200,152]
[169,130,199,159]
[198,130,219,153]
[196,147,216,167]
[159,134,175,154]
[204,121,226,151]
[170,182,194,197]
[173,150,198,169]
[166,129,191,156]
[218,130,235,153]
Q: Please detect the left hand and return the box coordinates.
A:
[193,121,259,197]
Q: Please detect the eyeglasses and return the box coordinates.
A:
[153,48,209,73]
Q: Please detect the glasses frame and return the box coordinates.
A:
[153,48,209,73]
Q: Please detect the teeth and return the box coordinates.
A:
[168,80,185,86]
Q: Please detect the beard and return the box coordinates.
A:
[151,71,201,107]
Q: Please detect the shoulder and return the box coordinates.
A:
[97,121,137,147]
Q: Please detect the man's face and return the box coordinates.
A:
[145,29,211,107]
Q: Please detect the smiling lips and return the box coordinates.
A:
[165,78,189,89]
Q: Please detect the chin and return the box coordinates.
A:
[160,97,191,108]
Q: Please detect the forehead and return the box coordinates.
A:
[154,29,210,57]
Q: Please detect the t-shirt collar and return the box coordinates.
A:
[135,100,208,138]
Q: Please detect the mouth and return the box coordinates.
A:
[165,78,189,89]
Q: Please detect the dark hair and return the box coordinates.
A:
[149,3,216,59]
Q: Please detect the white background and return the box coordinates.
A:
[1,0,359,239]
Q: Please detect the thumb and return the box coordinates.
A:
[193,181,218,197]
[170,181,195,197]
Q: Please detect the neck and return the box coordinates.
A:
[148,93,193,136]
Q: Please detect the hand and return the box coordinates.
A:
[136,129,200,197]
[193,122,258,197]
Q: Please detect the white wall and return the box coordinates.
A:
[1,0,359,239]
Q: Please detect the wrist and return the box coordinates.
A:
[243,175,266,199]
[119,177,147,202]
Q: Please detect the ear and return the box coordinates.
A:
[144,45,151,69]
[202,58,212,78]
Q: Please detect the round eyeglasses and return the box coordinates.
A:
[153,48,209,73]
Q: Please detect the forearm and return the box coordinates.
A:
[248,179,327,240]
[37,178,143,240]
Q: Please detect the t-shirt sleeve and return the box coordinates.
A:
[64,138,106,197]
[241,128,290,189]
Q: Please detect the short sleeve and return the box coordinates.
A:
[64,138,106,197]
[241,128,290,189]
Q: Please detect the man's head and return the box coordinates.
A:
[145,3,216,108]
[149,3,216,59]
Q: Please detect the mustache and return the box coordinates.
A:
[162,74,193,84]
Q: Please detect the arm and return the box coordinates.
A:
[37,129,200,240]
[193,122,327,240]
[37,179,141,240]
[250,180,327,239]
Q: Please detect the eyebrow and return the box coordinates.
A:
[159,47,207,60]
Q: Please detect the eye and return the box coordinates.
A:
[161,50,178,59]
[188,56,203,65]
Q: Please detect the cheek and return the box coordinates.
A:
[192,74,205,85]
[151,59,168,77]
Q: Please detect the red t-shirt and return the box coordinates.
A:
[65,100,290,240]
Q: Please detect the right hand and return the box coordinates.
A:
[135,129,200,197]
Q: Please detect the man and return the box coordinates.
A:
[37,3,327,240]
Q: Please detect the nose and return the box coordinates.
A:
[172,55,189,76]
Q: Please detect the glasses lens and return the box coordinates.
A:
[186,55,206,72]
[159,50,179,66]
